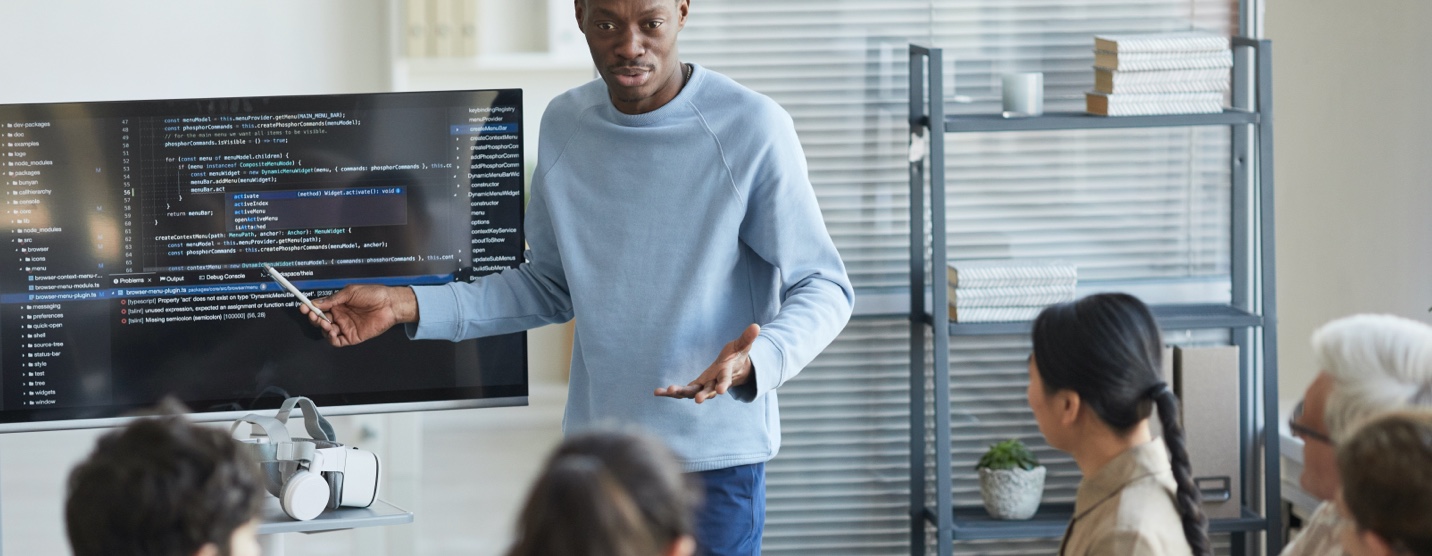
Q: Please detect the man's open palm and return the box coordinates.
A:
[655,323,760,403]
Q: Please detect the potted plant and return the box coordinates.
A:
[975,439,1046,520]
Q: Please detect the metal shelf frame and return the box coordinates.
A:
[918,303,1263,336]
[933,504,1269,541]
[944,110,1258,133]
[907,38,1279,556]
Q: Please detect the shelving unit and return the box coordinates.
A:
[907,39,1279,556]
[382,0,592,104]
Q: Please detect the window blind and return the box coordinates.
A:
[682,1,1240,553]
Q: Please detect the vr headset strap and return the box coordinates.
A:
[274,396,336,442]
[229,413,304,469]
[230,414,291,446]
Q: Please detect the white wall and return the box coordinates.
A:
[1266,0,1432,404]
[0,1,391,104]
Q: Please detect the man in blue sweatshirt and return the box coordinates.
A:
[306,0,852,553]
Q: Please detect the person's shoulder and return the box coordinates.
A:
[1100,476,1190,554]
[690,66,789,124]
[687,66,797,157]
[541,79,608,127]
[535,79,606,163]
[1112,473,1182,523]
[1087,527,1191,556]
[1280,502,1347,556]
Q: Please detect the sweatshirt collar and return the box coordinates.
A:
[602,63,703,127]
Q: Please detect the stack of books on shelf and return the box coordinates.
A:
[1086,31,1232,116]
[406,0,478,58]
[946,260,1077,322]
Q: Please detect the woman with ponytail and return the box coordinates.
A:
[1028,293,1211,556]
[506,430,700,556]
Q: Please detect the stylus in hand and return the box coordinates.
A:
[264,264,331,324]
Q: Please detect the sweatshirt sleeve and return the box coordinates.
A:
[407,164,575,342]
[731,103,854,402]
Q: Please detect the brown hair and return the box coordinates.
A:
[506,430,700,556]
[65,414,265,556]
[1337,411,1432,556]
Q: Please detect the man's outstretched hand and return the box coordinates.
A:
[303,285,419,347]
[655,323,760,404]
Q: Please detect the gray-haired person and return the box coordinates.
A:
[1281,314,1432,556]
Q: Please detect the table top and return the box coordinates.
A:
[257,498,412,535]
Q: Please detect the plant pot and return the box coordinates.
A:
[978,466,1046,520]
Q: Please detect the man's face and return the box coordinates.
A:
[576,0,689,114]
[1296,372,1339,501]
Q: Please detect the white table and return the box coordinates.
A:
[257,498,412,555]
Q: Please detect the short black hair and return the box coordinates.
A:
[65,414,266,556]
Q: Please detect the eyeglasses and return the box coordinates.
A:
[1288,400,1335,446]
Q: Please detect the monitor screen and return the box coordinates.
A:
[0,89,527,430]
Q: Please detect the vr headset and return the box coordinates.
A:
[231,396,380,521]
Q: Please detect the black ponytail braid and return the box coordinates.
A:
[1150,385,1212,556]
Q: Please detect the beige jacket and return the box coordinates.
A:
[1059,441,1195,556]
[1278,501,1348,556]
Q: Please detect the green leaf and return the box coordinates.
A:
[973,438,1041,471]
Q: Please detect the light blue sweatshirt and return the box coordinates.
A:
[410,64,853,472]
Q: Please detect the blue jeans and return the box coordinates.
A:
[693,462,766,556]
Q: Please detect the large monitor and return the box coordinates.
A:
[0,89,527,431]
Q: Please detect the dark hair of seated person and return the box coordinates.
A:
[65,410,265,556]
[506,430,700,556]
[1337,411,1432,556]
[1032,292,1211,556]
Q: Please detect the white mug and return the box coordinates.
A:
[1001,72,1044,117]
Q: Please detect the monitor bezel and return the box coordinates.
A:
[0,396,530,434]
